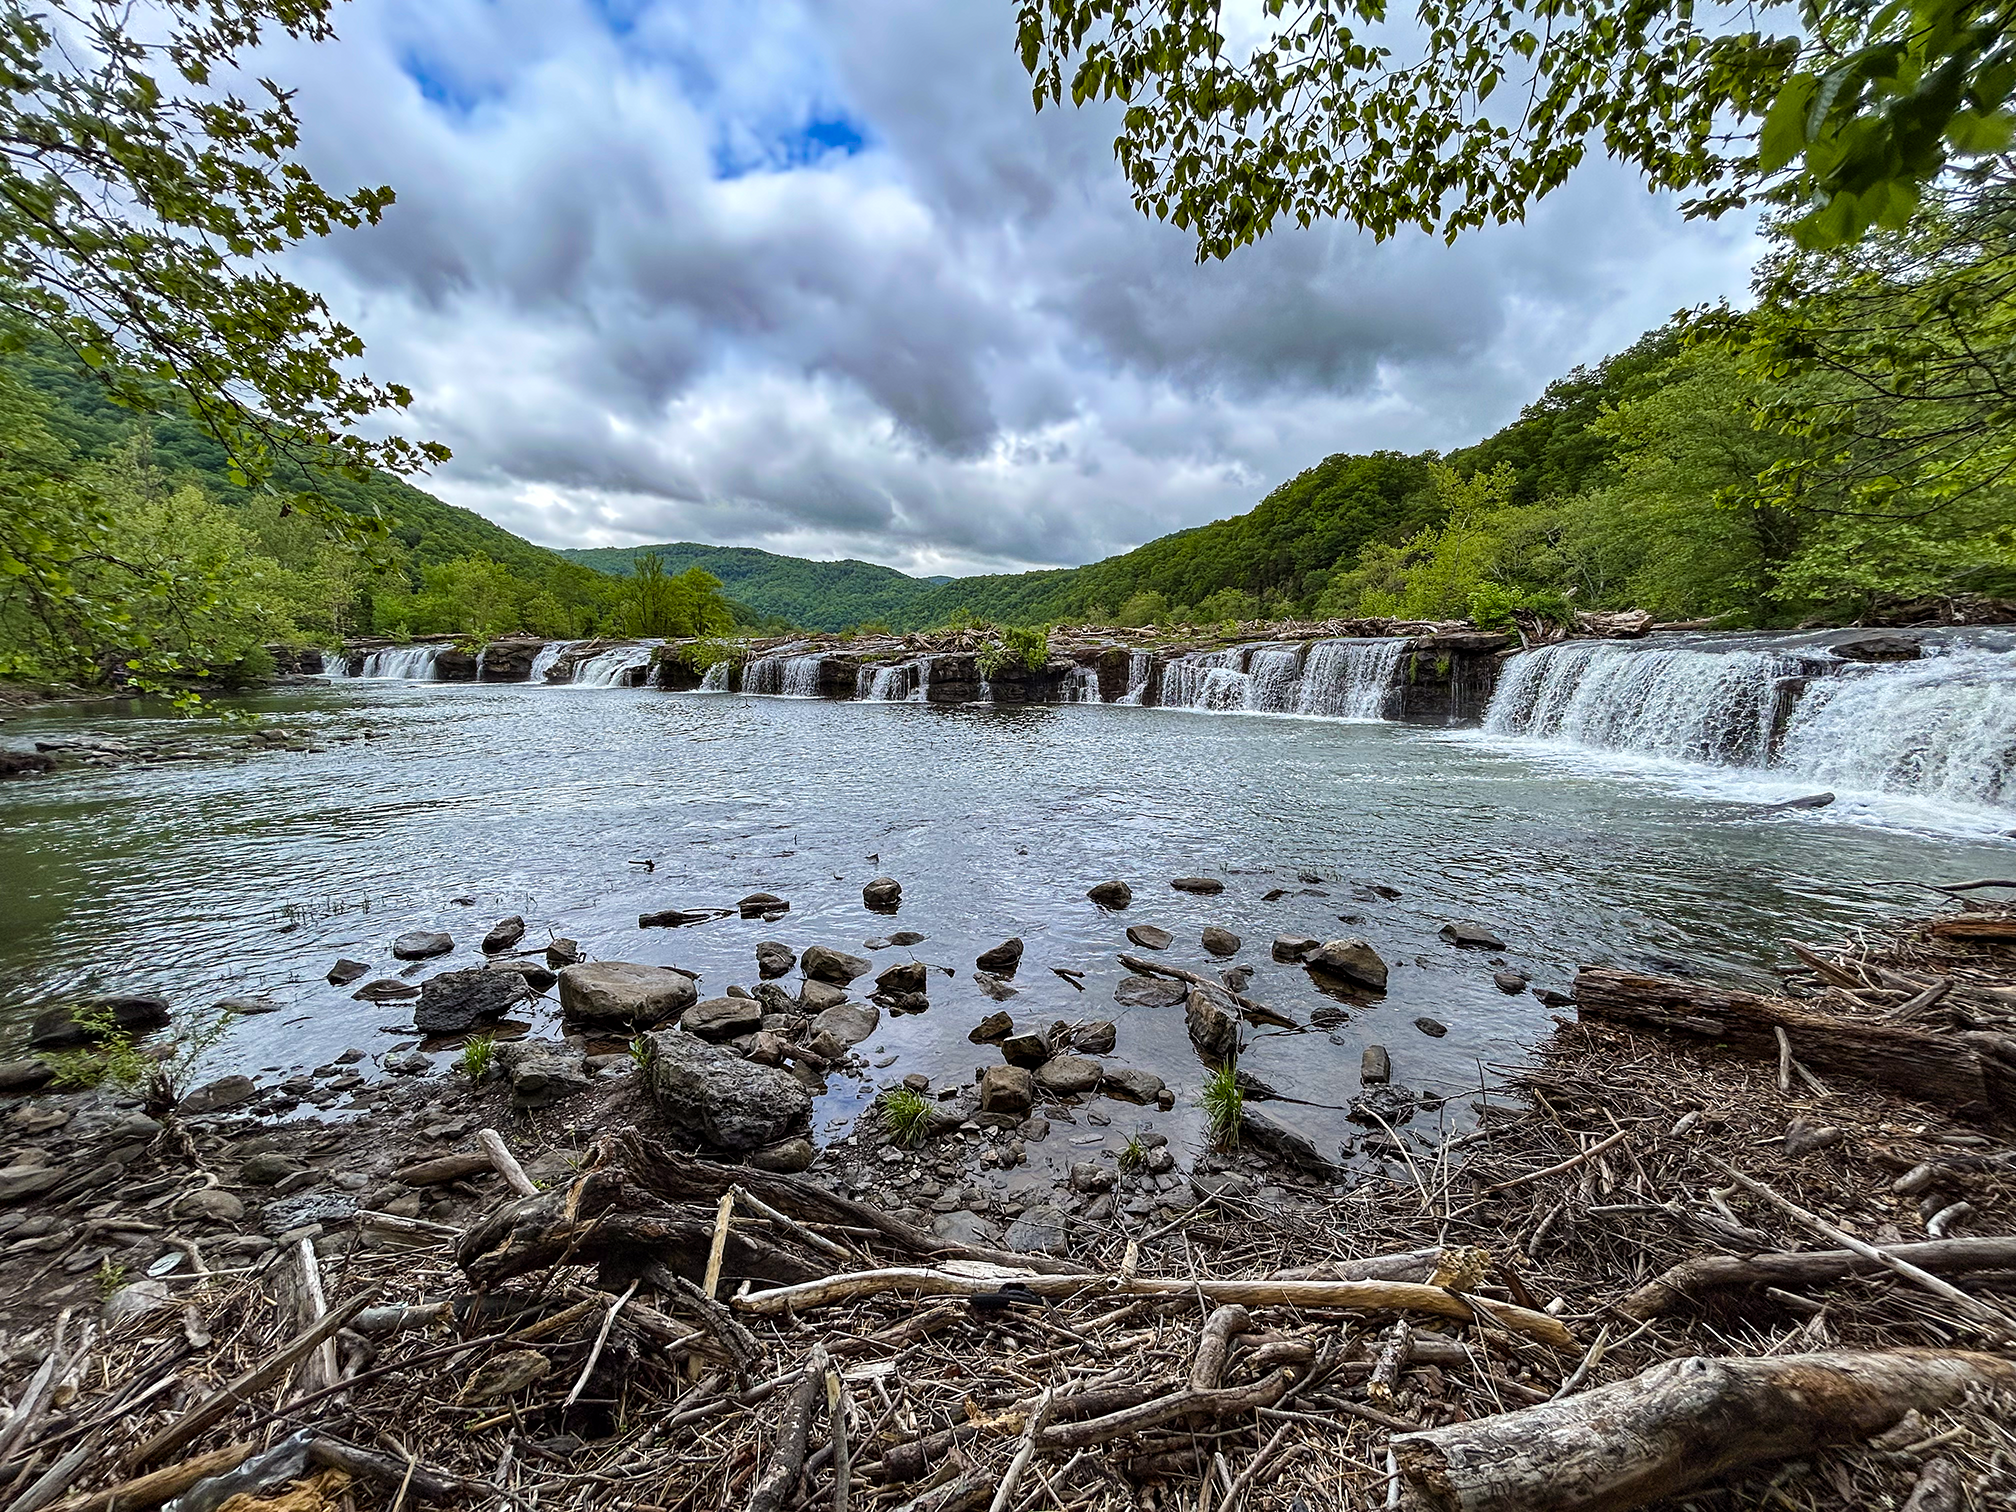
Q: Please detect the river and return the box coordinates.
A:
[3,642,2011,1161]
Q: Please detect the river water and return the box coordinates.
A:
[3,658,2011,1162]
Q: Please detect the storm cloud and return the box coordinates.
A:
[265,0,1763,576]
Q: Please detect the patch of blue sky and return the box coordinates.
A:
[712,110,871,179]
[399,51,501,116]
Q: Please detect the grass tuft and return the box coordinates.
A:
[458,1032,497,1081]
[878,1086,934,1148]
[1200,1062,1243,1149]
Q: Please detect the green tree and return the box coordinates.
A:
[1016,0,2016,254]
[620,557,734,638]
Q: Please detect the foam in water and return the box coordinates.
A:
[699,661,733,693]
[1115,651,1156,706]
[343,646,442,681]
[527,642,573,684]
[1154,640,1405,719]
[572,644,657,687]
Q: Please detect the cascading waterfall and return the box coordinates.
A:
[527,641,573,684]
[1152,640,1406,719]
[698,661,733,693]
[909,658,932,703]
[1115,651,1156,706]
[344,646,442,680]
[743,653,826,696]
[856,663,912,701]
[1483,638,2016,818]
[1062,666,1102,703]
[571,643,657,687]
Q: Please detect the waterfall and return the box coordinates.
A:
[1115,651,1156,706]
[858,663,911,701]
[909,658,932,703]
[348,646,442,680]
[1151,640,1405,719]
[781,655,824,697]
[474,645,488,681]
[699,661,733,693]
[527,642,572,684]
[1063,666,1102,703]
[743,653,827,696]
[571,643,657,687]
[1482,638,2016,818]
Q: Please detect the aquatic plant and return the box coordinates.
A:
[459,1032,498,1081]
[879,1087,935,1148]
[1200,1063,1243,1149]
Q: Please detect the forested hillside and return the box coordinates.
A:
[561,543,938,631]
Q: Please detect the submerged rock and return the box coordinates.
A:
[1086,880,1133,909]
[416,968,527,1035]
[1125,924,1173,951]
[1114,976,1186,1008]
[556,961,697,1028]
[30,995,171,1049]
[1439,920,1507,951]
[326,959,370,986]
[1307,938,1388,992]
[213,996,282,1016]
[862,877,902,910]
[802,944,872,985]
[755,941,797,979]
[645,1030,811,1151]
[1171,876,1225,895]
[1414,1016,1449,1038]
[482,916,526,953]
[973,972,1020,1001]
[1201,926,1242,957]
[392,930,454,961]
[353,978,421,1002]
[975,938,1025,974]
[809,1002,879,1050]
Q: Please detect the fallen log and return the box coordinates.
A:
[1572,968,2016,1123]
[1391,1350,2016,1512]
[1928,915,2016,942]
[1618,1235,2016,1320]
[730,1267,1575,1349]
[41,1442,253,1512]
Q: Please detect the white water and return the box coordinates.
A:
[1115,651,1156,706]
[1155,640,1406,719]
[526,642,574,684]
[571,643,657,688]
[1063,666,1102,703]
[1482,638,2016,831]
[856,663,910,701]
[699,661,733,693]
[744,653,826,697]
[333,645,443,681]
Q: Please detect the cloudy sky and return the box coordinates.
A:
[269,0,1764,578]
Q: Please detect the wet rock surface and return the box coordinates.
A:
[557,962,697,1027]
[415,968,527,1035]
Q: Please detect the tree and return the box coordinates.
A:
[621,556,734,638]
[1015,0,2016,255]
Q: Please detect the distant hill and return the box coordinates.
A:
[560,543,941,631]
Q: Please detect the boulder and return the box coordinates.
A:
[1086,880,1133,909]
[392,930,454,961]
[681,997,763,1041]
[979,1065,1034,1117]
[487,958,558,993]
[1125,924,1173,951]
[645,1030,811,1152]
[482,916,526,953]
[640,908,718,929]
[1307,938,1388,992]
[738,892,790,919]
[546,938,583,967]
[1494,970,1529,994]
[973,972,1020,1001]
[0,1059,53,1095]
[809,1002,879,1050]
[1102,1066,1166,1104]
[1114,976,1186,1008]
[1439,920,1507,951]
[975,939,1024,974]
[1415,1017,1449,1038]
[862,877,902,909]
[875,961,928,997]
[1201,926,1242,957]
[1185,987,1240,1060]
[416,968,527,1035]
[29,995,171,1049]
[0,751,55,778]
[1002,1204,1067,1256]
[802,944,872,985]
[1361,1045,1391,1085]
[745,1137,816,1173]
[1074,1020,1117,1055]
[755,941,797,979]
[178,1075,257,1115]
[326,959,369,986]
[932,1210,1003,1247]
[353,978,420,1002]
[799,979,850,1013]
[754,983,797,1017]
[213,996,282,1015]
[890,930,926,946]
[1171,876,1224,895]
[1834,634,1922,662]
[557,962,697,1028]
[969,1010,1014,1043]
[1035,1056,1102,1096]
[1238,1106,1334,1173]
[496,1039,592,1107]
[1000,1031,1052,1068]
[1272,936,1321,963]
[1069,1160,1116,1193]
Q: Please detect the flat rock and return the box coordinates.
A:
[354,978,421,1002]
[1201,926,1242,957]
[1102,1066,1166,1103]
[1036,1055,1102,1096]
[482,916,526,953]
[179,1075,257,1115]
[640,908,719,929]
[1414,1017,1449,1038]
[496,1039,592,1107]
[29,995,171,1050]
[214,996,282,1016]
[681,997,763,1041]
[326,959,370,986]
[890,931,926,946]
[1439,920,1507,951]
[416,968,527,1035]
[1074,1020,1117,1055]
[261,1191,359,1234]
[645,1030,812,1151]
[1125,924,1173,951]
[392,930,454,961]
[755,941,796,979]
[1114,975,1186,1008]
[932,1210,1002,1247]
[1272,936,1321,963]
[1307,938,1388,992]
[1171,876,1225,895]
[0,1164,62,1202]
[863,877,902,909]
[1185,986,1239,1060]
[979,1065,1034,1116]
[802,944,872,984]
[557,962,697,1027]
[875,961,928,997]
[968,1009,1014,1043]
[975,938,1024,974]
[1086,880,1133,908]
[810,1001,880,1049]
[973,972,1020,1001]
[1003,1204,1067,1256]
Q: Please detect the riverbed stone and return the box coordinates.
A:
[1087,880,1133,908]
[239,1151,305,1186]
[179,1075,257,1115]
[1238,1107,1333,1173]
[645,1030,811,1152]
[973,972,1019,1001]
[1036,1056,1102,1096]
[174,1188,246,1225]
[354,978,420,1002]
[1074,1020,1117,1055]
[1439,920,1507,951]
[1307,939,1388,991]
[738,892,790,919]
[1171,876,1225,895]
[0,1165,62,1203]
[1003,1204,1067,1256]
[875,961,928,997]
[1125,924,1173,951]
[486,958,558,993]
[557,962,697,1028]
[755,941,796,979]
[326,959,369,986]
[1361,1046,1391,1085]
[1494,970,1529,994]
[392,930,454,961]
[932,1210,1002,1247]
[681,997,763,1041]
[1070,1160,1115,1193]
[0,1060,53,1095]
[1000,1031,1051,1068]
[496,1039,592,1107]
[546,938,583,967]
[1201,926,1242,957]
[1272,936,1321,963]
[746,1137,815,1173]
[416,968,527,1034]
[1414,1017,1448,1038]
[799,979,849,1013]
[810,1002,879,1050]
[969,1010,1014,1043]
[482,916,526,954]
[29,995,171,1050]
[1114,975,1186,1008]
[863,877,902,909]
[802,945,872,985]
[1185,987,1240,1060]
[1102,1066,1166,1104]
[975,939,1024,974]
[979,1065,1034,1116]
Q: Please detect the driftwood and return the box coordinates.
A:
[1619,1235,2016,1320]
[40,1442,253,1512]
[1572,968,2016,1122]
[728,1267,1575,1348]
[394,1151,496,1186]
[1117,953,1294,1026]
[748,1347,828,1512]
[1391,1350,2016,1512]
[455,1132,1077,1290]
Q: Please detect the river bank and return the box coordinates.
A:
[0,898,2012,1511]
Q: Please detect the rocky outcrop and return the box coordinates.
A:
[644,1030,812,1151]
[557,962,698,1028]
[416,969,527,1035]
[1308,938,1389,992]
[473,638,546,681]
[1392,632,1514,723]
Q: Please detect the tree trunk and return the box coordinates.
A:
[1391,1350,2015,1512]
